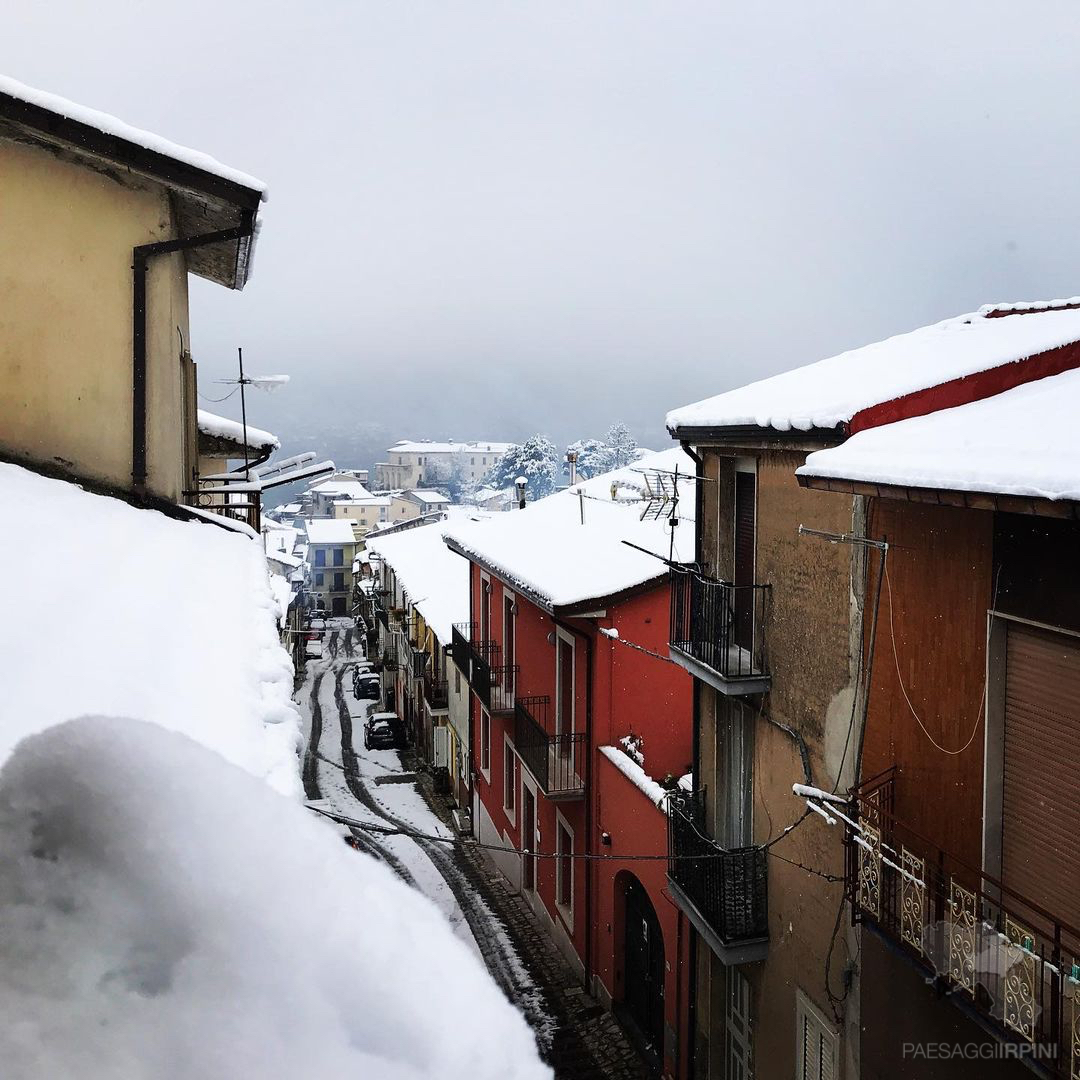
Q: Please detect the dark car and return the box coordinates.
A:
[364,712,405,751]
[355,675,381,701]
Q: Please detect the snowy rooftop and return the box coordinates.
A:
[305,518,357,545]
[667,301,1080,435]
[264,523,299,558]
[390,440,513,455]
[0,74,266,194]
[311,477,373,499]
[798,367,1080,504]
[443,448,697,612]
[198,409,280,452]
[0,462,300,794]
[334,495,391,508]
[407,489,452,504]
[366,523,470,643]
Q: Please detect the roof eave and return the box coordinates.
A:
[796,473,1080,520]
[668,422,846,451]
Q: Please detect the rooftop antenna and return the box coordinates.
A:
[213,355,291,480]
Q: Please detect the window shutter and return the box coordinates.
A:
[797,991,838,1080]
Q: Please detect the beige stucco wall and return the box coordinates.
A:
[0,136,191,500]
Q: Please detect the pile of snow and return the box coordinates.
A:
[366,522,470,643]
[0,74,267,195]
[666,303,1080,434]
[599,745,670,813]
[0,463,300,795]
[197,409,279,452]
[797,367,1080,502]
[0,716,549,1080]
[443,448,696,611]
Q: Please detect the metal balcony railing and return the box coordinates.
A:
[185,489,261,531]
[424,675,449,710]
[667,794,768,962]
[668,567,770,692]
[513,696,585,798]
[409,646,429,680]
[451,622,475,679]
[845,768,1080,1077]
[484,663,519,713]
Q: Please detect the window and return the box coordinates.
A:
[503,593,516,694]
[454,665,461,694]
[314,572,324,586]
[556,632,574,735]
[728,969,754,1080]
[480,711,491,776]
[480,575,491,641]
[333,547,344,566]
[556,819,573,919]
[333,572,344,591]
[503,740,516,818]
[796,990,838,1080]
[314,549,326,567]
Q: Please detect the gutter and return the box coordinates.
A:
[131,210,255,493]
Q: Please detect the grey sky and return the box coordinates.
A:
[7,2,1080,454]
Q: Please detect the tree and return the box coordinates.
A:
[604,422,637,470]
[422,454,467,502]
[563,423,639,480]
[484,435,560,499]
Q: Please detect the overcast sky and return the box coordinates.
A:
[7,2,1080,452]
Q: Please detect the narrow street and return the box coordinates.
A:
[297,619,649,1080]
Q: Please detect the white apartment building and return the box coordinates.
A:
[373,441,511,491]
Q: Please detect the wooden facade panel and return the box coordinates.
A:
[863,500,993,865]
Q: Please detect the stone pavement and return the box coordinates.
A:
[407,754,653,1080]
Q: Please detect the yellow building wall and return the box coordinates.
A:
[0,136,192,500]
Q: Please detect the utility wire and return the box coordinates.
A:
[197,385,240,404]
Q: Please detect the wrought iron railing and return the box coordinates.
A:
[409,646,429,680]
[486,663,519,713]
[668,566,770,683]
[667,794,769,946]
[514,696,585,797]
[451,622,475,679]
[424,675,449,709]
[186,489,261,531]
[845,768,1080,1076]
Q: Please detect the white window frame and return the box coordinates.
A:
[795,988,839,1080]
[479,708,491,782]
[502,735,517,824]
[555,810,574,931]
[555,627,575,737]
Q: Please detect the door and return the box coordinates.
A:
[522,785,536,892]
[717,695,754,848]
[332,596,346,616]
[733,471,756,655]
[623,878,665,1059]
[726,967,753,1080]
[434,724,450,769]
[1001,622,1080,929]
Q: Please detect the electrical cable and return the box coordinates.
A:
[197,385,240,404]
[884,560,998,756]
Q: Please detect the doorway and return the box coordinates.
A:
[732,470,756,655]
[522,785,536,892]
[622,877,665,1061]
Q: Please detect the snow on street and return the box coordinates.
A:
[297,619,552,1045]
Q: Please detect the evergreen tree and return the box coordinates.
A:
[604,422,637,469]
[484,435,560,498]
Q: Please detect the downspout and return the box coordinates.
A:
[132,213,255,495]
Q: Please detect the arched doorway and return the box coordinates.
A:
[622,876,665,1060]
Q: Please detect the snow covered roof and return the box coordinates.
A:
[797,367,1080,506]
[667,301,1080,437]
[0,76,266,289]
[334,495,390,508]
[0,462,301,794]
[304,519,357,545]
[366,523,470,643]
[198,410,279,453]
[443,448,697,613]
[311,477,372,499]
[389,440,513,455]
[407,489,452,505]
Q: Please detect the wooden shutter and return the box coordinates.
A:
[1001,623,1080,929]
[733,472,756,651]
[797,991,837,1080]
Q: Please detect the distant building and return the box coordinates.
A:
[374,441,512,491]
[304,518,358,616]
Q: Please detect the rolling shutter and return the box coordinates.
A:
[1001,623,1080,930]
[733,472,756,652]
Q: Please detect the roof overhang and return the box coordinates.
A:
[797,473,1080,520]
[0,90,263,289]
[667,423,845,452]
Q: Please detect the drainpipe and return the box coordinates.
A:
[131,212,255,495]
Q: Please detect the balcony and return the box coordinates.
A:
[845,768,1080,1077]
[513,696,585,800]
[409,646,429,680]
[185,489,261,532]
[451,622,501,705]
[667,795,769,965]
[424,675,449,710]
[668,567,770,695]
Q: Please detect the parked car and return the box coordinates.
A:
[364,712,405,750]
[305,638,324,659]
[355,675,381,700]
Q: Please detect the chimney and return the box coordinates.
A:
[566,449,578,486]
[515,477,527,510]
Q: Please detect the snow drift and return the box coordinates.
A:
[0,716,550,1080]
